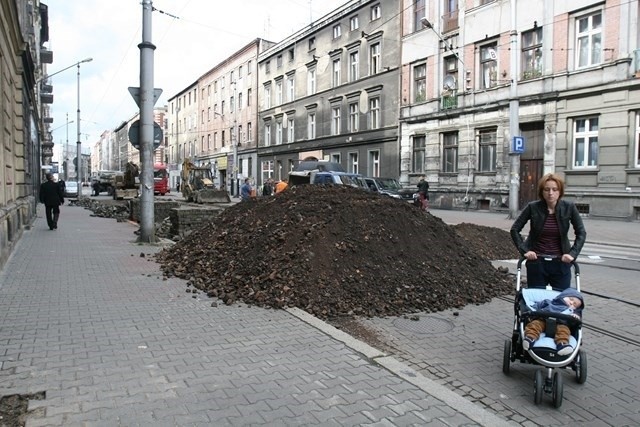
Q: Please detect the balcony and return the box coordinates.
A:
[441,91,458,110]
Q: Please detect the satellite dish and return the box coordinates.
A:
[443,75,457,91]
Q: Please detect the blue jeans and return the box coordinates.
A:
[526,258,572,290]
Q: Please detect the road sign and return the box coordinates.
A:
[128,87,163,108]
[128,120,163,151]
[512,136,525,154]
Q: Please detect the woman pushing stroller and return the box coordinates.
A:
[511,173,587,290]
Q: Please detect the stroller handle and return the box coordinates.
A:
[517,257,580,275]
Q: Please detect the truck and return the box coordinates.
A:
[181,159,230,203]
[91,170,118,196]
[112,162,139,200]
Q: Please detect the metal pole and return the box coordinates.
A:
[137,0,157,242]
[233,82,238,196]
[508,0,520,219]
[66,114,70,180]
[76,63,81,191]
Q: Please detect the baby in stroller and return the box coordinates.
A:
[522,288,584,356]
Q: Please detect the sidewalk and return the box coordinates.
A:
[0,204,512,426]
[429,208,640,249]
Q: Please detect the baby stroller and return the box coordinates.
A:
[502,258,587,408]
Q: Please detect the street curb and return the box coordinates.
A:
[286,307,515,427]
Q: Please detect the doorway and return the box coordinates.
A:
[518,122,545,208]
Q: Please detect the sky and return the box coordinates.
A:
[45,0,349,161]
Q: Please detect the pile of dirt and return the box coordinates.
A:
[155,185,515,319]
[452,223,520,261]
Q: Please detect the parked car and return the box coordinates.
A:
[64,181,79,198]
[311,171,368,190]
[364,177,415,202]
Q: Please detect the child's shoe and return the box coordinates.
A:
[556,343,573,356]
[523,336,535,351]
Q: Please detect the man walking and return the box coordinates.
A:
[39,173,64,230]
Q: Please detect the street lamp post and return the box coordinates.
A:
[41,57,93,190]
[75,58,93,192]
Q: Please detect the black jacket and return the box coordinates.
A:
[510,199,586,259]
[39,180,64,206]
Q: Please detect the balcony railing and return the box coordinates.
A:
[441,91,458,110]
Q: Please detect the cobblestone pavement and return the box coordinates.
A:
[354,209,640,426]
[0,204,512,426]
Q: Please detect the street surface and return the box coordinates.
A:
[0,201,637,425]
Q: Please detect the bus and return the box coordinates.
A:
[153,163,169,195]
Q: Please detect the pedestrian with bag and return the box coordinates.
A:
[39,173,64,230]
[417,176,429,211]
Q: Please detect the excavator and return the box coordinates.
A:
[181,159,230,203]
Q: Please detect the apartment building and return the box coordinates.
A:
[256,0,403,184]
[1,0,50,268]
[400,0,640,219]
[167,39,274,194]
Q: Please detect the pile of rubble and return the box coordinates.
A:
[155,185,515,319]
[74,197,131,222]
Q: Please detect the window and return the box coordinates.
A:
[230,70,235,83]
[276,80,283,105]
[230,96,235,113]
[369,150,380,177]
[371,4,381,20]
[331,107,341,135]
[414,64,426,102]
[276,55,283,68]
[308,37,315,51]
[370,43,381,74]
[265,61,271,74]
[247,122,252,141]
[287,75,295,102]
[307,67,316,95]
[287,118,295,142]
[262,160,274,182]
[332,59,341,87]
[414,0,425,31]
[349,103,359,132]
[480,43,498,89]
[247,60,252,74]
[264,85,271,109]
[288,48,295,62]
[238,93,243,110]
[222,130,225,147]
[636,113,640,167]
[247,88,252,106]
[576,11,602,68]
[264,124,271,147]
[521,27,542,80]
[221,101,225,115]
[276,122,283,145]
[349,152,359,174]
[201,136,205,153]
[238,125,243,144]
[412,135,425,173]
[573,117,599,168]
[349,51,359,82]
[444,56,457,90]
[207,107,211,122]
[350,15,359,31]
[331,153,341,164]
[478,128,497,172]
[333,24,342,39]
[308,113,316,139]
[442,132,458,173]
[238,65,243,78]
[369,97,380,129]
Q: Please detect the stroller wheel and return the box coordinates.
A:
[502,340,511,375]
[552,371,564,408]
[575,350,588,384]
[533,370,543,405]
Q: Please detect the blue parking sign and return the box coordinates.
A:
[512,136,525,154]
